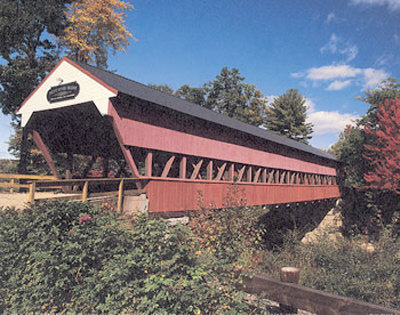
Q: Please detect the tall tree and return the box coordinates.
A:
[329,78,400,187]
[329,125,368,186]
[0,0,72,117]
[363,98,400,193]
[205,67,267,126]
[0,0,72,173]
[264,89,313,144]
[59,0,134,69]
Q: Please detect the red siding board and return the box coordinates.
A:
[145,179,340,213]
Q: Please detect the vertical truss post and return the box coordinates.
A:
[247,166,252,182]
[180,156,187,178]
[145,152,153,177]
[207,160,213,180]
[226,164,234,181]
[262,169,267,183]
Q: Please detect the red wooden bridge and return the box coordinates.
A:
[16,57,340,214]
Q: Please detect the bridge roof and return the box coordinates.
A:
[74,60,337,162]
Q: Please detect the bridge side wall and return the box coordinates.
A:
[145,179,340,213]
[109,102,337,176]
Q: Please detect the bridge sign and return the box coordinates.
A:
[47,82,80,103]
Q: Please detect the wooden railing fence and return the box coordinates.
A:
[0,174,56,193]
[241,272,399,314]
[29,178,147,211]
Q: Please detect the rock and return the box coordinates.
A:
[301,206,343,244]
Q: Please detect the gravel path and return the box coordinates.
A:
[0,192,79,210]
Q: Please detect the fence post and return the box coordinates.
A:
[82,181,88,202]
[280,267,300,314]
[117,179,124,213]
[28,182,36,203]
[10,179,15,193]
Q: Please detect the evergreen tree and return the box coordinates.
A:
[205,67,267,126]
[264,89,313,144]
[148,68,268,127]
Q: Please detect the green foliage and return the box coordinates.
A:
[258,229,400,309]
[264,89,313,144]
[148,67,268,127]
[148,83,175,95]
[329,78,400,188]
[341,187,400,240]
[190,187,266,267]
[176,84,208,107]
[205,67,268,127]
[0,200,253,313]
[358,78,400,127]
[329,126,369,187]
[0,0,71,117]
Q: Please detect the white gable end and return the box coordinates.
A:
[17,59,117,127]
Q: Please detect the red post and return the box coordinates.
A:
[145,152,153,177]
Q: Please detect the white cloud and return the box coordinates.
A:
[303,97,358,135]
[320,33,339,54]
[292,64,389,90]
[326,12,336,23]
[307,110,358,135]
[375,54,392,66]
[290,72,304,78]
[351,0,400,11]
[339,44,358,62]
[363,68,389,88]
[327,80,352,90]
[306,65,362,80]
[320,33,358,62]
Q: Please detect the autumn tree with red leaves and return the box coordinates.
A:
[363,98,400,193]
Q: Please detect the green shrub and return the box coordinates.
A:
[189,187,266,267]
[0,200,253,314]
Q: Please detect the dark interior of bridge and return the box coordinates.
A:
[26,102,123,160]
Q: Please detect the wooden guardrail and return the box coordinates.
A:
[0,174,56,192]
[241,273,399,315]
[30,178,148,212]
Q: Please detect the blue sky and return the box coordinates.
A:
[1,0,400,158]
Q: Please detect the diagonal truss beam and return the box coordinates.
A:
[31,130,61,179]
[108,116,141,178]
[161,155,176,178]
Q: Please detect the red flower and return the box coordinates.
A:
[79,216,92,224]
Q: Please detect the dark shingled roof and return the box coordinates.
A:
[75,60,337,162]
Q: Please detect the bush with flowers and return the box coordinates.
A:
[0,200,256,314]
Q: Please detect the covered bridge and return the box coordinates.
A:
[16,57,340,213]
